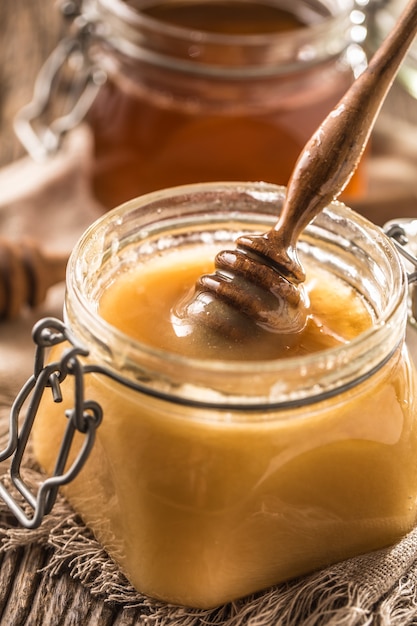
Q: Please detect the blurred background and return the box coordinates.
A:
[0,0,62,167]
[1,0,417,223]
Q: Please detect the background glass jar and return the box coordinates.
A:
[31,182,417,609]
[64,0,369,209]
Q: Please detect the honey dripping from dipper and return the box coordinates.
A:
[169,0,417,356]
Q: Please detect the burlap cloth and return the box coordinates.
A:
[1,114,417,625]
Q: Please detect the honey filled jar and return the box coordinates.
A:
[86,0,369,209]
[26,182,417,609]
[20,0,368,209]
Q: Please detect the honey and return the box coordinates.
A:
[33,343,417,608]
[99,247,373,361]
[31,183,417,608]
[85,0,367,209]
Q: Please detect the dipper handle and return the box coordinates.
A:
[0,238,68,320]
[238,0,417,283]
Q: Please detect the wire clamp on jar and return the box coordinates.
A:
[13,0,106,161]
[384,219,417,324]
[0,317,102,529]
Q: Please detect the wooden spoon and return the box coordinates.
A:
[173,0,417,339]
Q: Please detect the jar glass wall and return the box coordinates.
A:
[32,182,417,608]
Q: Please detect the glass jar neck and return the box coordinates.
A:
[81,0,361,77]
[65,182,408,411]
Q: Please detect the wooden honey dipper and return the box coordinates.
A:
[0,238,67,320]
[173,0,417,340]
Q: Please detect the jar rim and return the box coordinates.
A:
[91,0,355,44]
[82,0,361,74]
[65,182,408,407]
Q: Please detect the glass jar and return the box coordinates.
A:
[31,182,417,609]
[82,0,368,209]
[16,0,368,210]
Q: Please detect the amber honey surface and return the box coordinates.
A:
[87,0,366,209]
[99,246,373,360]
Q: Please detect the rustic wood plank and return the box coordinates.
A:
[88,600,124,626]
[24,561,79,625]
[112,607,149,625]
[51,581,102,626]
[0,541,145,625]
[0,549,24,616]
[0,544,49,624]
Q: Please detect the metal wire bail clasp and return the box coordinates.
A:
[0,318,102,529]
[384,219,417,325]
[13,1,106,161]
